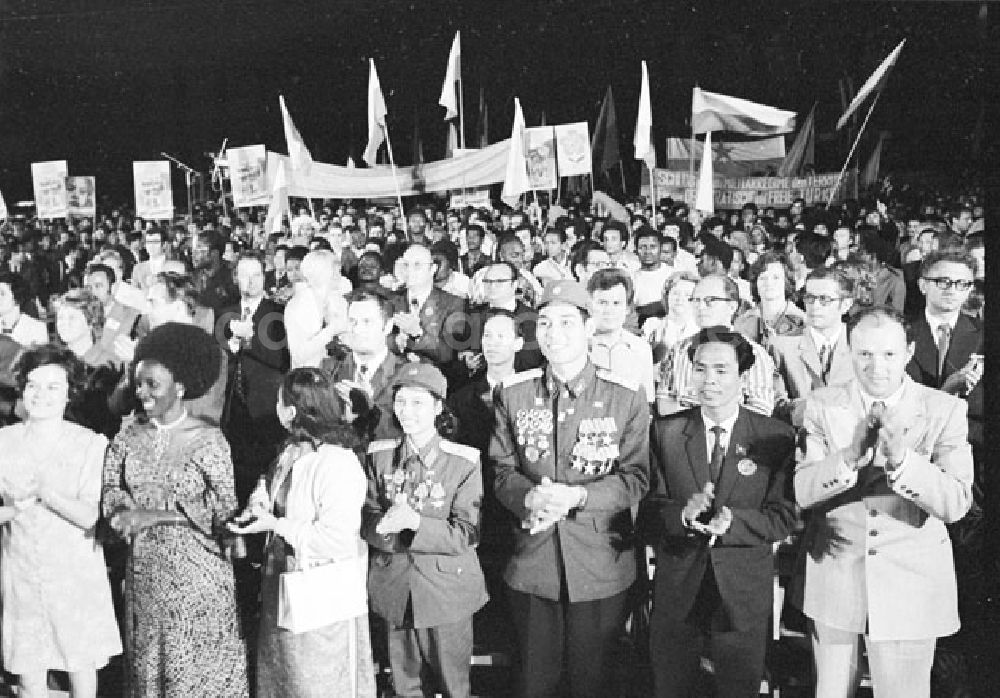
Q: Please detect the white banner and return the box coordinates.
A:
[647,169,857,207]
[665,136,785,177]
[66,176,96,217]
[228,145,269,208]
[31,160,69,219]
[525,127,557,190]
[449,189,492,210]
[133,161,173,220]
[554,122,592,178]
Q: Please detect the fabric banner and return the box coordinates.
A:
[266,139,511,199]
[645,169,856,208]
[665,136,785,177]
[31,160,69,219]
[555,122,592,178]
[66,176,96,217]
[525,127,557,190]
[133,161,174,220]
[228,145,269,208]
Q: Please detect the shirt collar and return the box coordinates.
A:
[408,287,432,309]
[700,407,740,437]
[355,347,388,374]
[858,379,907,413]
[809,325,843,351]
[924,309,959,335]
[242,295,263,317]
[543,361,595,399]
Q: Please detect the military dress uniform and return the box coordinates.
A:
[491,361,650,698]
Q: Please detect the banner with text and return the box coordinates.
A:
[554,122,592,177]
[525,127,557,190]
[229,145,269,208]
[66,176,96,217]
[646,169,856,208]
[31,160,69,219]
[133,161,174,220]
[449,188,493,210]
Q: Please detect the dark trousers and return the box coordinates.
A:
[387,616,474,698]
[649,567,767,698]
[507,585,629,698]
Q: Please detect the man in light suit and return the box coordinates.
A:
[642,327,796,697]
[795,306,973,698]
[771,267,855,426]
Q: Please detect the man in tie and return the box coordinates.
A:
[795,306,973,697]
[641,327,796,697]
[770,267,856,426]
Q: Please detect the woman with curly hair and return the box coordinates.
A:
[737,251,805,347]
[101,322,248,697]
[0,345,122,698]
[229,367,376,697]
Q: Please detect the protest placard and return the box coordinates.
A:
[646,168,856,208]
[31,160,69,219]
[66,176,96,217]
[449,188,492,210]
[554,122,592,178]
[525,127,557,190]
[133,161,173,220]
[228,145,269,208]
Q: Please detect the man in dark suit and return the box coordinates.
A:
[642,327,796,698]
[221,252,289,505]
[320,292,404,440]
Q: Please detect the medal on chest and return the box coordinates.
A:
[570,416,620,475]
[516,408,554,462]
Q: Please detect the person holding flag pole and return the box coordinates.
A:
[635,61,656,208]
[364,59,406,221]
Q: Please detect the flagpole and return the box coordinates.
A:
[826,89,883,208]
[458,76,466,151]
[382,126,406,218]
[618,162,627,195]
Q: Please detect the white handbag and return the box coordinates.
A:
[277,551,368,634]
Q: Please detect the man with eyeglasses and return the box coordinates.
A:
[657,274,782,418]
[570,239,611,287]
[390,243,464,367]
[770,267,855,426]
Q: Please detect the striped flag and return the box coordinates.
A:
[692,88,796,136]
[363,59,388,167]
[836,40,905,131]
[279,96,313,174]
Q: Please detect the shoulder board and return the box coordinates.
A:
[367,439,400,454]
[502,368,543,388]
[596,369,639,392]
[439,440,480,463]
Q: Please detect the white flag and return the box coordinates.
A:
[633,61,655,171]
[0,190,8,220]
[364,59,389,167]
[438,31,461,121]
[695,131,714,214]
[501,98,530,207]
[279,96,313,174]
[837,40,905,131]
[692,88,796,136]
[264,160,289,234]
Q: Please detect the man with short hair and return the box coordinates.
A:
[587,268,655,403]
[601,221,640,274]
[632,227,673,324]
[796,307,973,698]
[390,243,464,366]
[459,224,490,277]
[131,227,170,290]
[570,239,611,287]
[697,234,735,278]
[406,207,430,245]
[191,229,240,322]
[532,228,573,287]
[491,280,650,698]
[85,263,141,367]
[642,327,795,698]
[431,239,472,299]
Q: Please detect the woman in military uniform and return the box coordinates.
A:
[362,362,489,698]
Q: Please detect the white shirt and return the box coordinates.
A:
[808,325,843,359]
[439,271,472,299]
[240,295,264,320]
[701,408,740,460]
[633,264,673,307]
[354,348,389,385]
[673,248,699,275]
[924,309,959,341]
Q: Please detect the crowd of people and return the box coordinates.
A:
[0,184,987,698]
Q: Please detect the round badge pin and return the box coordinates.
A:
[737,458,757,476]
[525,445,540,462]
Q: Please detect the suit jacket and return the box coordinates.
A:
[321,351,405,440]
[906,313,982,445]
[390,287,465,365]
[770,327,854,427]
[221,297,289,421]
[641,407,796,629]
[794,378,973,641]
[362,437,489,628]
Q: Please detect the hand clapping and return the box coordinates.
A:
[375,501,421,535]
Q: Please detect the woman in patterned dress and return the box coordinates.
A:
[229,367,376,698]
[102,322,249,697]
[0,345,122,698]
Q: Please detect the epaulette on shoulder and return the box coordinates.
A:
[502,368,543,388]
[367,439,400,454]
[439,440,481,463]
[596,369,639,392]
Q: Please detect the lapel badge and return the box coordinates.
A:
[525,445,540,462]
[425,306,435,317]
[737,458,757,477]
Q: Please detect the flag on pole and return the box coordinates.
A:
[836,40,905,131]
[778,103,816,176]
[438,31,461,120]
[692,88,796,136]
[279,96,313,174]
[634,61,655,171]
[264,160,289,234]
[591,86,621,174]
[444,122,459,159]
[694,131,714,214]
[501,98,530,207]
[0,190,8,221]
[346,156,356,168]
[861,132,886,189]
[477,87,489,148]
[364,59,388,167]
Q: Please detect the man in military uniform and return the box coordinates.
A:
[491,279,650,698]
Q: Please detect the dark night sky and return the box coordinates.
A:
[0,0,991,205]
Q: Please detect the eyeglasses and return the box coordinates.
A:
[922,277,974,291]
[689,296,734,308]
[802,294,844,307]
[483,278,515,285]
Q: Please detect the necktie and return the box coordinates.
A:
[819,343,832,383]
[357,364,371,393]
[936,324,952,380]
[233,305,252,404]
[709,425,726,482]
[863,400,886,455]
